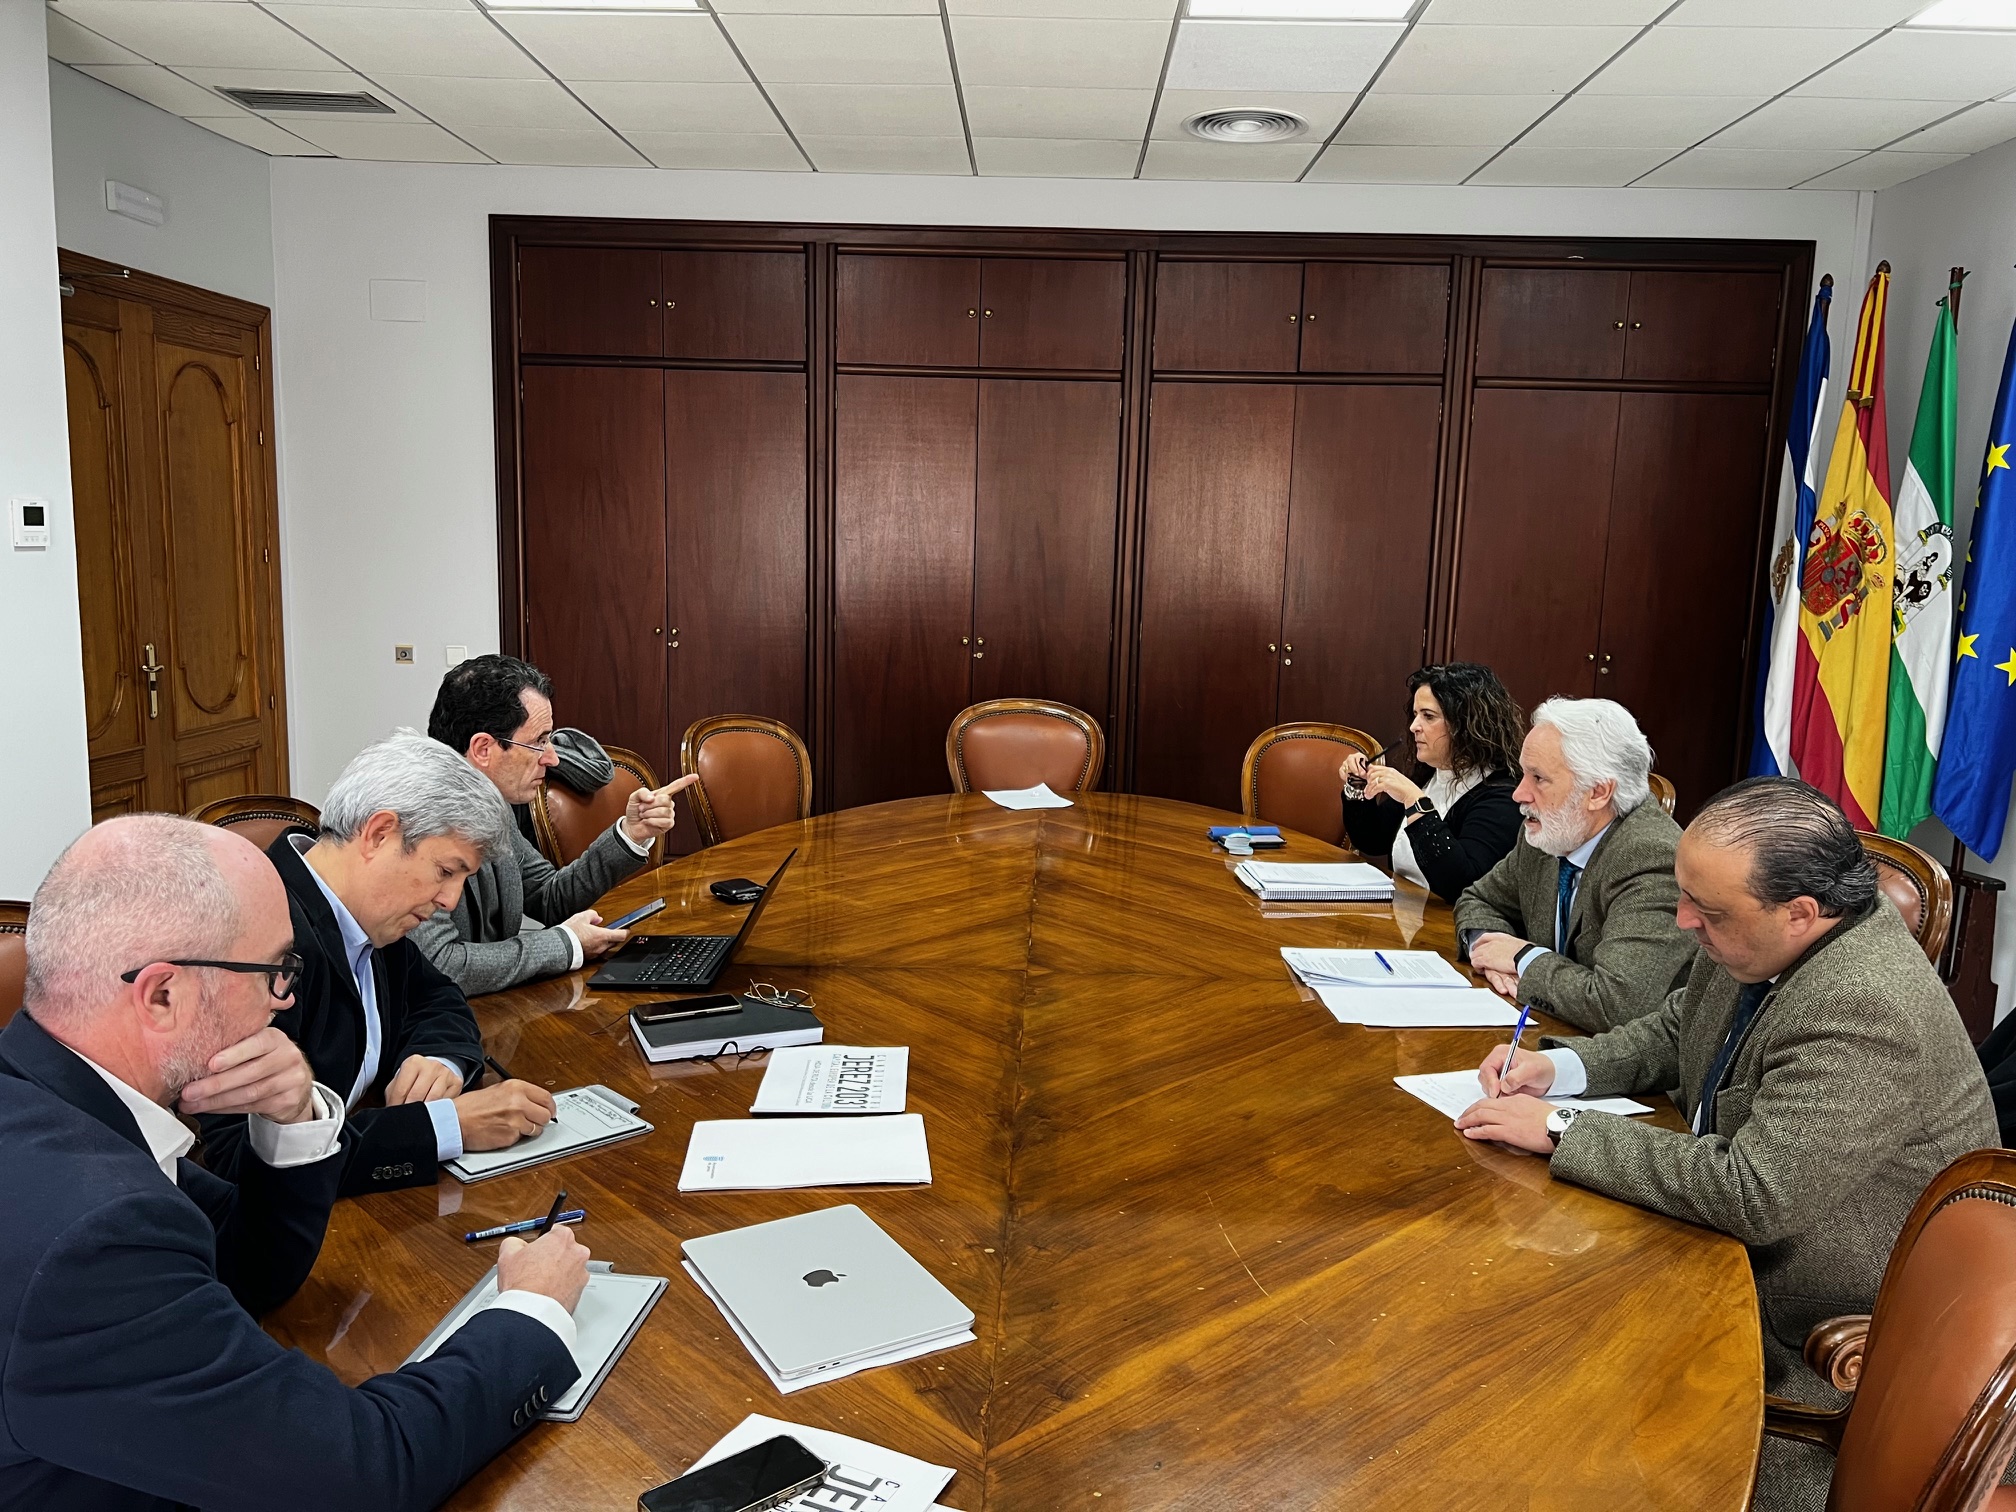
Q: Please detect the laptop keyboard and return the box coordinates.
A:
[631,935,734,984]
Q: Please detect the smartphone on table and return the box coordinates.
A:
[638,1434,827,1512]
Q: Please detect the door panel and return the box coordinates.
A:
[1151,262,1303,372]
[970,381,1122,731]
[978,259,1126,371]
[1600,393,1771,820]
[1450,389,1619,712]
[1474,268,1630,380]
[834,377,978,808]
[662,250,806,362]
[1624,271,1782,385]
[518,246,661,358]
[1299,263,1450,374]
[836,256,981,367]
[1277,386,1441,736]
[520,366,671,780]
[1134,383,1295,809]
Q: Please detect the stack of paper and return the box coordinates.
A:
[1394,1069,1654,1119]
[752,1045,908,1114]
[684,1415,956,1512]
[679,1113,932,1191]
[1282,947,1467,988]
[1318,986,1523,1027]
[1235,861,1393,901]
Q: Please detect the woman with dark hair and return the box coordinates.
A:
[1339,662,1525,903]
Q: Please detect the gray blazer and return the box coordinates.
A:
[410,823,647,996]
[1453,798,1696,1032]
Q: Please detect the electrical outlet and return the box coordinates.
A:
[445,644,469,667]
[394,645,414,665]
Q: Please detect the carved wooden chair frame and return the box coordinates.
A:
[1239,723,1381,830]
[1648,772,1678,816]
[1856,829,1956,965]
[945,699,1106,795]
[188,794,322,841]
[678,717,814,849]
[531,744,661,866]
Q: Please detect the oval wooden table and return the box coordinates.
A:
[265,794,1762,1511]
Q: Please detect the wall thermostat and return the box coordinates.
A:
[11,498,51,550]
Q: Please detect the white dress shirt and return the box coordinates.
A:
[1514,821,1612,980]
[551,819,654,972]
[1390,767,1482,892]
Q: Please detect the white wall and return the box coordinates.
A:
[1,3,91,897]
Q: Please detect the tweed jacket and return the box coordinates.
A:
[1545,898,1998,1394]
[409,822,645,995]
[1453,798,1695,1031]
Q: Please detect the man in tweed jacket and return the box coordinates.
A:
[411,656,693,996]
[1458,776,1997,1512]
[1455,697,1696,1030]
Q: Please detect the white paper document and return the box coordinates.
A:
[444,1084,650,1182]
[1318,986,1522,1027]
[1235,861,1393,901]
[679,1113,932,1191]
[752,1045,909,1114]
[688,1414,956,1512]
[1394,1069,1654,1120]
[983,782,1073,810]
[1282,947,1468,988]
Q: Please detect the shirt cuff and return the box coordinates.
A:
[485,1289,579,1354]
[427,1097,465,1161]
[1515,943,1553,979]
[425,1054,468,1087]
[612,817,650,858]
[561,925,584,972]
[247,1082,346,1167]
[1542,1047,1589,1098]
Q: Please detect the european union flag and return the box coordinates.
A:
[1932,316,2016,858]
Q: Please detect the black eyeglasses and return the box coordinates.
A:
[119,952,304,1000]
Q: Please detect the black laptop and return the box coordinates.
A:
[588,850,796,991]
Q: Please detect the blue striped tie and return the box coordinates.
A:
[1555,861,1581,953]
[1696,981,1771,1135]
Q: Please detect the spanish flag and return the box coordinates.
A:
[1790,266,1895,829]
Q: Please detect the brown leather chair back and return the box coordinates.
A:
[532,745,657,867]
[189,795,322,853]
[1241,724,1381,847]
[0,900,27,1029]
[1830,1149,2016,1512]
[946,700,1105,795]
[1648,772,1677,816]
[1858,830,1954,964]
[681,716,813,847]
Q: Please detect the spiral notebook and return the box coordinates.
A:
[443,1084,652,1182]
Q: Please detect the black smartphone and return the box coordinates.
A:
[607,898,666,930]
[634,994,742,1025]
[639,1435,827,1512]
[710,878,764,905]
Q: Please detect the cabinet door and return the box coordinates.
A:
[1298,263,1450,374]
[1623,271,1782,385]
[662,250,806,362]
[1599,393,1770,820]
[836,255,981,367]
[521,367,669,778]
[1134,382,1295,809]
[978,259,1126,370]
[518,247,661,357]
[971,380,1121,726]
[1450,388,1618,712]
[1473,267,1629,380]
[1151,261,1303,372]
[1277,386,1441,734]
[834,377,977,808]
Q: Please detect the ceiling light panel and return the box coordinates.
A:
[961,85,1156,138]
[268,6,547,78]
[1186,0,1413,17]
[1908,0,2016,28]
[951,17,1173,88]
[1304,142,1494,180]
[1518,92,1764,148]
[49,0,344,70]
[1794,29,2016,99]
[488,12,747,81]
[1581,26,1875,96]
[1167,19,1401,91]
[766,83,965,136]
[1332,91,1555,145]
[1376,23,1635,94]
[568,79,782,132]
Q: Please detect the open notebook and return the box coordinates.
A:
[443,1085,651,1183]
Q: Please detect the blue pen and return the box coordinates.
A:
[1372,950,1395,974]
[463,1209,586,1243]
[1495,1003,1534,1098]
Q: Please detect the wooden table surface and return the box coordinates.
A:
[264,793,1762,1511]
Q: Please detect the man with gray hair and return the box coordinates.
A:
[200,730,557,1198]
[1454,696,1696,1031]
[0,814,589,1510]
[1456,777,1997,1511]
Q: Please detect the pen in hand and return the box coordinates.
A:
[536,1189,569,1236]
[483,1054,512,1085]
[464,1209,585,1243]
[1494,1002,1535,1098]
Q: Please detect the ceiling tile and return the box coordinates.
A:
[48,1,343,70]
[627,130,807,169]
[1585,27,1873,96]
[713,0,937,10]
[1332,91,1555,146]
[950,0,1176,15]
[372,74,598,130]
[1664,0,1921,23]
[1167,19,1400,93]
[1797,149,1970,188]
[569,79,780,134]
[249,0,478,10]
[75,63,246,117]
[278,116,491,160]
[46,12,147,67]
[1378,23,1636,95]
[952,16,1170,89]
[972,136,1141,176]
[1468,144,1673,185]
[766,83,964,136]
[1151,88,1354,140]
[1795,30,2016,101]
[265,6,544,80]
[491,14,748,84]
[799,133,971,173]
[962,85,1153,138]
[177,65,429,118]
[1304,142,1494,182]
[1891,100,2016,153]
[718,15,950,86]
[1636,145,1862,188]
[455,125,646,166]
[186,113,331,153]
[1421,0,1666,20]
[1712,95,1956,150]
[1519,93,1764,149]
[1139,138,1314,180]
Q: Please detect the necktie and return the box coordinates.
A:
[1695,980,1771,1135]
[1555,861,1582,953]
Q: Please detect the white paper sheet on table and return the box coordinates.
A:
[688,1413,956,1512]
[1394,1069,1653,1119]
[678,1113,931,1190]
[982,782,1073,810]
[752,1045,909,1114]
[1317,985,1522,1027]
[1282,947,1468,988]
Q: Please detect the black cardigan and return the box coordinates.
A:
[1339,770,1521,903]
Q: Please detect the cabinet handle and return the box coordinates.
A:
[1286,314,1299,322]
[1599,652,1612,676]
[1267,642,1278,652]
[667,301,676,310]
[141,642,163,721]
[1630,321,1642,330]
[967,308,977,318]
[1587,651,1595,661]
[1302,313,1315,322]
[976,637,985,646]
[1283,643,1293,652]
[983,309,993,318]
[649,299,658,307]
[961,636,970,645]
[1612,321,1625,330]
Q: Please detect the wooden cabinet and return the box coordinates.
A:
[1474,268,1630,381]
[1298,263,1450,374]
[1623,271,1781,384]
[1154,259,1451,375]
[1152,262,1303,372]
[518,246,662,357]
[978,259,1126,370]
[663,251,804,362]
[837,256,981,367]
[1476,265,1782,384]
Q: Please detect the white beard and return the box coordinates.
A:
[1521,797,1596,857]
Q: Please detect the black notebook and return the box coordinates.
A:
[630,998,824,1064]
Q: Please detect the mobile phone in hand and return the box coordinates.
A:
[606,898,666,930]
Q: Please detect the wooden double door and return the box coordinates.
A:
[60,256,288,820]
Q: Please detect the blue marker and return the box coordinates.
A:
[463,1209,585,1243]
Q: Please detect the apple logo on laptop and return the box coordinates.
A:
[802,1269,845,1288]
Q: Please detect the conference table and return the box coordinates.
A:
[265,793,1763,1510]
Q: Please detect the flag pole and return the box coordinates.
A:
[1950,266,1971,913]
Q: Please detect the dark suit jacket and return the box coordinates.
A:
[1977,1006,2016,1147]
[199,835,485,1197]
[0,1011,578,1512]
[1339,770,1521,903]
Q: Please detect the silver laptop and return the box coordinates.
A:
[682,1204,973,1380]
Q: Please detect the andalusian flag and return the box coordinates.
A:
[1790,266,1895,830]
[1878,292,1959,838]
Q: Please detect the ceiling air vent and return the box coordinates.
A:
[218,87,394,114]
[1183,108,1308,143]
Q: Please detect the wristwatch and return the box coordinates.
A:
[1545,1105,1581,1149]
[1403,795,1438,818]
